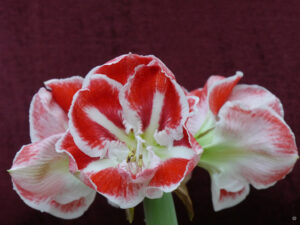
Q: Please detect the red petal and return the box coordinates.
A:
[45,76,83,113]
[89,168,145,208]
[174,127,203,155]
[69,75,127,157]
[173,127,192,148]
[92,54,153,85]
[149,156,198,192]
[208,72,243,115]
[121,65,188,141]
[147,55,176,79]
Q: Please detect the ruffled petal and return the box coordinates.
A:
[88,167,146,208]
[29,88,68,142]
[207,72,243,115]
[90,54,153,85]
[173,127,203,155]
[45,76,83,113]
[9,135,96,219]
[199,102,298,210]
[148,157,198,192]
[228,84,284,117]
[147,55,176,79]
[89,53,175,86]
[69,75,131,157]
[149,128,200,192]
[186,74,227,135]
[186,72,243,140]
[120,64,189,145]
[186,88,209,136]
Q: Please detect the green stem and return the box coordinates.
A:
[143,193,178,225]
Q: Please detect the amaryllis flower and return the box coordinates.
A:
[186,72,298,211]
[9,77,96,219]
[57,54,201,208]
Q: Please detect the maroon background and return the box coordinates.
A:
[1,0,299,224]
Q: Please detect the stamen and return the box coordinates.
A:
[194,126,215,139]
[131,155,136,162]
[126,135,145,170]
[138,154,143,167]
[127,150,135,163]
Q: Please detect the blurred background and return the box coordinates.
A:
[1,0,299,224]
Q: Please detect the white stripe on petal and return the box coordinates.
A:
[144,92,165,142]
[84,106,135,147]
[82,159,117,174]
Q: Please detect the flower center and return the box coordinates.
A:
[121,132,160,174]
[126,148,143,167]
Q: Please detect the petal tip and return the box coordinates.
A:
[235,71,244,78]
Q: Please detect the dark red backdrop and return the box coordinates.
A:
[1,1,299,225]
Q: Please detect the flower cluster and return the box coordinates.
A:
[9,54,298,219]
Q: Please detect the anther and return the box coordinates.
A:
[127,149,137,163]
[138,154,143,167]
[131,155,136,162]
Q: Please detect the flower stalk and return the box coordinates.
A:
[143,193,178,225]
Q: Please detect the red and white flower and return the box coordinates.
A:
[9,76,96,219]
[186,72,298,211]
[57,54,201,208]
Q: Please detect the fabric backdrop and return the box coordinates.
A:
[1,1,299,225]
